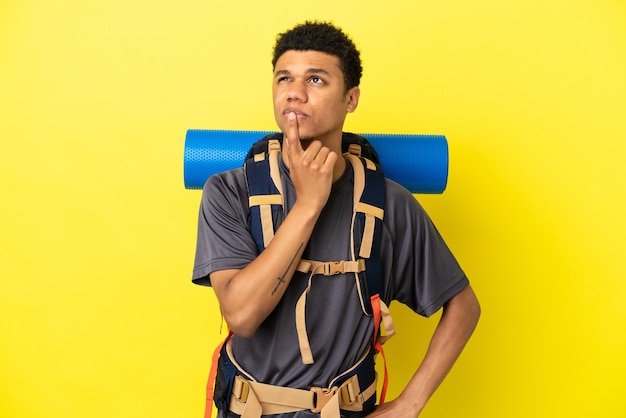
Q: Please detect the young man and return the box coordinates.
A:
[192,21,480,417]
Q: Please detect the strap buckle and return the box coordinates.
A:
[324,261,344,275]
[310,386,337,413]
[268,139,282,152]
[232,375,250,403]
[339,376,359,406]
[347,143,362,157]
[322,260,366,275]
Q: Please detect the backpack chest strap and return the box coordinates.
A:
[293,258,367,364]
[297,259,366,276]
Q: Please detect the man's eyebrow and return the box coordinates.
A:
[274,68,332,77]
[274,69,290,77]
[306,68,331,76]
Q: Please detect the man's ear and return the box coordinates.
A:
[346,86,360,113]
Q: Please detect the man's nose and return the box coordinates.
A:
[286,80,307,102]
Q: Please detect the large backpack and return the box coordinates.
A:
[205,132,395,418]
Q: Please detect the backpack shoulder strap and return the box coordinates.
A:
[244,134,284,253]
[345,150,392,404]
[345,151,386,314]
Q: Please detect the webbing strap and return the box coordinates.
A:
[232,375,316,414]
[370,294,396,404]
[239,390,263,417]
[248,194,282,250]
[293,259,367,365]
[355,202,384,259]
[370,294,386,403]
[246,139,284,252]
[267,140,282,196]
[295,271,315,364]
[347,153,373,317]
[297,259,366,275]
[373,340,389,404]
[347,153,366,235]
[261,141,282,248]
[259,205,274,249]
[229,373,376,418]
[377,298,396,345]
[248,195,282,206]
[355,202,384,219]
[345,154,384,280]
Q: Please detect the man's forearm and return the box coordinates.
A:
[209,202,321,338]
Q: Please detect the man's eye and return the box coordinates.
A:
[310,76,325,84]
[278,76,291,83]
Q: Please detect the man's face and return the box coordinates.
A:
[272,50,360,146]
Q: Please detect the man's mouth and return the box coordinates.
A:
[283,109,307,119]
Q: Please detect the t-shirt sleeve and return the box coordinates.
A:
[191,169,257,286]
[382,180,469,317]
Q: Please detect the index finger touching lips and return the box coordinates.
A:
[285,111,302,153]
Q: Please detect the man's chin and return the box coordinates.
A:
[279,128,315,146]
[299,138,314,149]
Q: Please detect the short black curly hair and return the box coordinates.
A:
[272,21,363,92]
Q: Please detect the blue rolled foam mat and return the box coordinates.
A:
[184,130,449,194]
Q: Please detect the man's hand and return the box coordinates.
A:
[365,398,415,417]
[283,112,337,213]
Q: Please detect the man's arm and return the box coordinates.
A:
[367,284,481,417]
[210,112,338,338]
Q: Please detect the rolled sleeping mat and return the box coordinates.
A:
[184,129,449,194]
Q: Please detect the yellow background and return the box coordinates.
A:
[2,0,625,417]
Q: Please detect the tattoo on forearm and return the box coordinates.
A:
[272,242,304,295]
